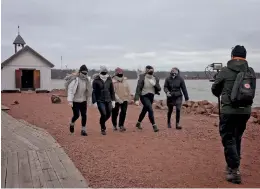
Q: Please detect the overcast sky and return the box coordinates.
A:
[1,0,260,71]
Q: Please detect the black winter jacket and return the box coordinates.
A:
[211,59,254,114]
[92,75,116,103]
[164,72,189,101]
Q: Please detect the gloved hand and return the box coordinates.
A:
[149,79,156,86]
[112,101,116,108]
[93,103,97,107]
[166,92,171,97]
[68,102,73,107]
[135,101,140,106]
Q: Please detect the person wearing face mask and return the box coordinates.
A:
[111,67,132,132]
[66,64,92,136]
[134,65,161,132]
[92,66,116,135]
[164,67,189,129]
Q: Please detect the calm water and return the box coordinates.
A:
[52,79,260,107]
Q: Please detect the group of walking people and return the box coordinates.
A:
[66,64,189,136]
[65,45,256,185]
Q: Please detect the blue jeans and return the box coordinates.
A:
[97,102,112,131]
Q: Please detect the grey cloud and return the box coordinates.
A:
[1,0,260,71]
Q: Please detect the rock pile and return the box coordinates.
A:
[51,95,61,104]
[152,99,260,125]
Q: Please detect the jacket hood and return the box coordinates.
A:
[227,58,248,72]
[171,67,180,76]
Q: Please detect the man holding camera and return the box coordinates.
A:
[211,45,256,184]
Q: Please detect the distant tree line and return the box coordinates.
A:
[51,69,260,80]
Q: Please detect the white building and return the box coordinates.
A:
[1,30,54,92]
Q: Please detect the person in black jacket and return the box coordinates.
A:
[134,65,161,132]
[211,45,256,184]
[92,66,116,135]
[164,67,189,129]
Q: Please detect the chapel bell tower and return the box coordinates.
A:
[13,26,26,53]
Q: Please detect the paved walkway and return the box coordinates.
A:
[1,110,88,188]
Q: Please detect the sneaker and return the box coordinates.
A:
[81,130,88,136]
[168,122,172,128]
[176,123,182,130]
[136,122,142,130]
[113,125,118,131]
[119,126,126,132]
[226,168,241,184]
[153,124,159,132]
[70,124,74,133]
[101,130,107,135]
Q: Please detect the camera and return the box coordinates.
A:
[205,63,223,82]
[210,63,223,71]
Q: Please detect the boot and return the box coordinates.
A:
[113,125,118,131]
[153,124,159,132]
[81,130,88,136]
[226,168,241,184]
[69,123,74,133]
[119,126,126,132]
[101,130,107,135]
[176,123,182,130]
[167,122,172,128]
[136,122,142,130]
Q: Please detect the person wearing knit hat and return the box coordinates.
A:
[211,45,256,184]
[66,64,91,136]
[92,66,116,135]
[133,65,161,132]
[111,67,132,132]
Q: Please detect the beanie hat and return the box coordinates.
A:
[115,67,123,74]
[100,66,108,73]
[231,45,247,58]
[145,65,154,70]
[79,64,88,72]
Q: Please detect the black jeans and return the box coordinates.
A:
[167,103,182,124]
[71,101,87,126]
[138,93,155,125]
[219,113,250,169]
[97,102,112,131]
[112,101,128,127]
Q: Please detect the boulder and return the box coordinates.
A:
[186,107,192,113]
[209,114,219,118]
[198,100,209,106]
[204,104,214,109]
[182,101,189,108]
[153,101,167,110]
[214,119,219,127]
[51,95,61,104]
[196,107,207,114]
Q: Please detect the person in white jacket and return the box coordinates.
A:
[67,65,91,136]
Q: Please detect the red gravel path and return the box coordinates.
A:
[2,93,260,188]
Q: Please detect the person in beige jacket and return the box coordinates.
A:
[111,67,132,132]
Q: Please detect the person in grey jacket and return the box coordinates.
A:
[67,65,92,136]
[134,65,161,132]
[164,67,189,129]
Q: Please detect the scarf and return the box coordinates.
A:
[114,75,124,82]
[100,73,109,82]
[78,73,88,80]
